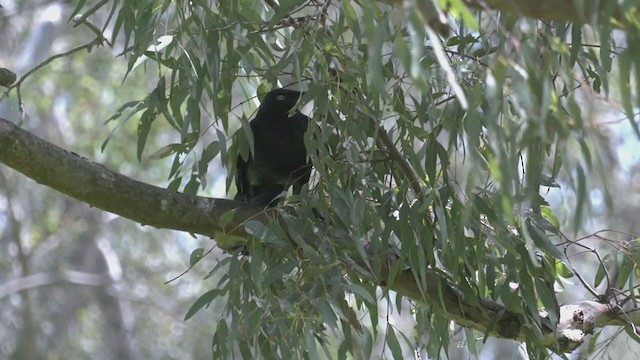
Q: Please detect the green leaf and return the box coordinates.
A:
[244,220,286,247]
[599,1,617,73]
[190,248,205,266]
[269,0,306,27]
[212,321,229,358]
[184,177,201,195]
[239,115,255,159]
[367,18,386,95]
[587,330,601,353]
[347,284,376,305]
[137,108,156,161]
[573,165,586,234]
[527,221,563,258]
[101,100,145,151]
[442,0,477,28]
[184,289,222,320]
[539,174,560,188]
[385,326,404,360]
[594,259,607,288]
[425,26,468,109]
[618,256,635,290]
[535,278,558,325]
[362,329,374,360]
[167,177,182,192]
[472,46,498,57]
[620,48,634,124]
[148,143,184,160]
[555,261,574,278]
[569,25,581,66]
[219,209,237,228]
[540,206,560,230]
[304,328,320,360]
[69,0,89,19]
[342,0,358,29]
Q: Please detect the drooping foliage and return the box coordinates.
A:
[83,0,640,358]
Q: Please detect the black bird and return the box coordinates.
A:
[235,88,311,206]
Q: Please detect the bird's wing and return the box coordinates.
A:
[235,153,250,200]
[290,112,312,195]
[292,165,312,195]
[292,112,309,133]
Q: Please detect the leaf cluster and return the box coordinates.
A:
[73,0,640,357]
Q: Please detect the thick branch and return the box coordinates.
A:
[464,0,623,25]
[385,0,625,26]
[550,301,618,352]
[465,0,589,23]
[0,117,266,248]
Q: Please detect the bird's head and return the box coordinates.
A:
[259,88,304,115]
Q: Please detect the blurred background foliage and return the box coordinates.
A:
[1,0,640,359]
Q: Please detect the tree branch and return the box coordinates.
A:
[0,117,267,248]
[463,0,620,25]
[465,0,588,23]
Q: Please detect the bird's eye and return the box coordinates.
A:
[276,95,286,101]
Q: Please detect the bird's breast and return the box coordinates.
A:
[251,128,306,174]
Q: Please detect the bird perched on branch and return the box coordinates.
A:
[235,88,311,206]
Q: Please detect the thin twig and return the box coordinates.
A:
[73,14,112,47]
[372,119,425,200]
[564,245,600,298]
[0,38,105,104]
[72,0,110,28]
